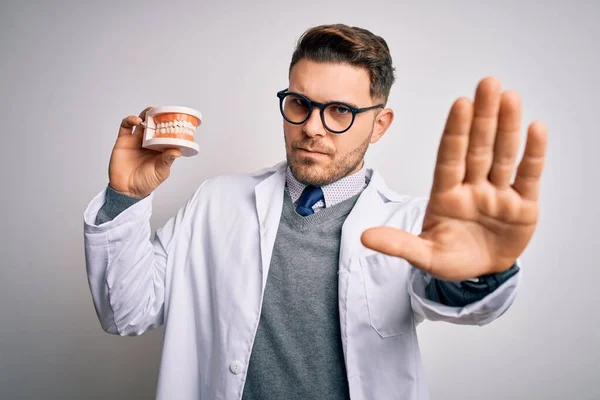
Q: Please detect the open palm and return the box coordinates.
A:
[361,77,548,281]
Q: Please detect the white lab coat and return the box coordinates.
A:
[83,161,520,400]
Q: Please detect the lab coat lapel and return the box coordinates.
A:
[254,164,286,290]
[339,169,390,268]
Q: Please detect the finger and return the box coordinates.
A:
[118,115,142,137]
[154,148,183,182]
[489,91,522,188]
[133,106,154,136]
[512,121,548,201]
[431,97,473,193]
[465,77,502,183]
[361,227,433,272]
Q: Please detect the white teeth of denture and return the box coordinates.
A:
[154,120,196,134]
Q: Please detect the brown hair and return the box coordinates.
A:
[289,24,396,103]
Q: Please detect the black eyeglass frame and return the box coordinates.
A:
[276,88,385,134]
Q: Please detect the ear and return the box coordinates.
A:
[370,108,394,144]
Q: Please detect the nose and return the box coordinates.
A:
[302,107,327,138]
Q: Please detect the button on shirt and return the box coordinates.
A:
[286,165,368,212]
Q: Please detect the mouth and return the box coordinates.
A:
[296,147,331,156]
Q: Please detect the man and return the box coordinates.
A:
[83,24,547,399]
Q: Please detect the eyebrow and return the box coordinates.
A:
[291,90,360,109]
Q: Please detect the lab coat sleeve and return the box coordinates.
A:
[408,265,521,326]
[425,263,520,307]
[406,207,522,326]
[83,184,201,336]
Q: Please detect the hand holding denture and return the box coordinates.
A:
[108,106,200,198]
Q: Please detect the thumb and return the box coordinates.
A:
[155,148,182,179]
[162,148,182,163]
[361,227,433,272]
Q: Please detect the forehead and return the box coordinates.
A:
[289,59,372,103]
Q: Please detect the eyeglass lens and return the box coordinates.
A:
[282,94,354,132]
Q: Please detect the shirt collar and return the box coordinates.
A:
[285,163,368,208]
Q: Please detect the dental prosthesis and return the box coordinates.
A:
[142,106,202,157]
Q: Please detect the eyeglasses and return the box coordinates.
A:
[277,89,384,134]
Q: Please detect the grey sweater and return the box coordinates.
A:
[241,189,360,399]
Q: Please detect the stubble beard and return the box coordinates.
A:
[285,131,372,187]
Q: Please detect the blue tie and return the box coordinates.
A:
[295,185,324,216]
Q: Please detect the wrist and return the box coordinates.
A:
[107,184,148,200]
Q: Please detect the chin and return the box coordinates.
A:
[288,155,338,187]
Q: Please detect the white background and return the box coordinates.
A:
[1,1,598,399]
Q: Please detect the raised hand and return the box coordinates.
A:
[109,107,183,198]
[361,77,548,281]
